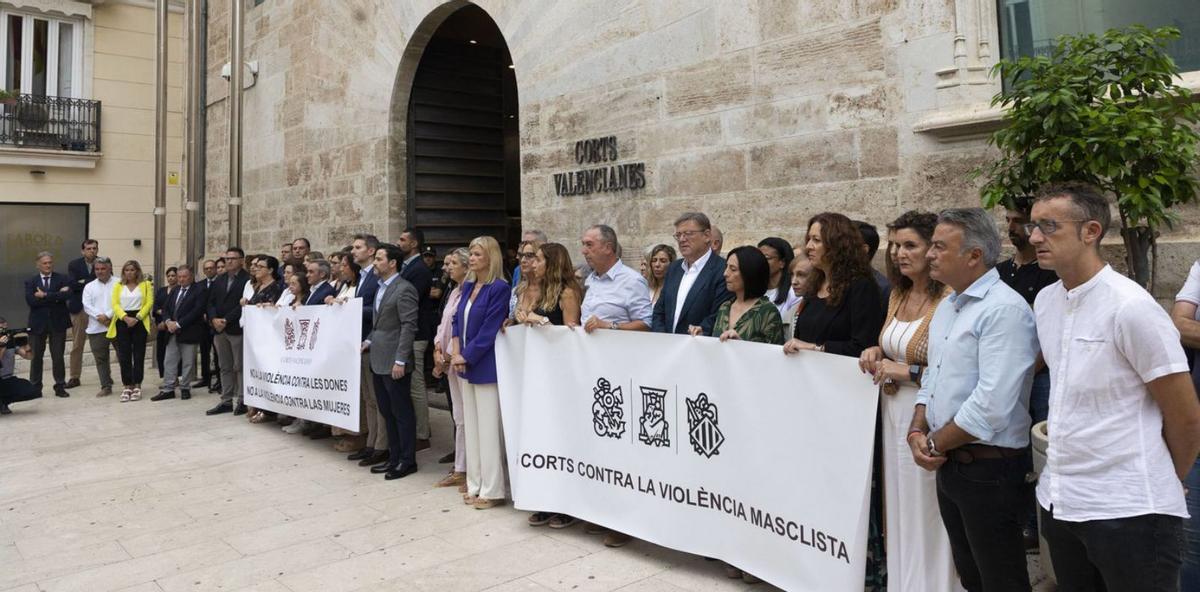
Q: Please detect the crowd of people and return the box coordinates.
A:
[3,181,1200,591]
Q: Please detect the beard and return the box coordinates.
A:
[1009,233,1029,250]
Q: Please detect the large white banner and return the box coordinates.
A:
[242,301,362,431]
[497,326,879,592]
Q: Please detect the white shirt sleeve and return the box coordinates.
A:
[1116,296,1191,384]
[1175,261,1200,305]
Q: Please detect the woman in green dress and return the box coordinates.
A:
[709,245,784,346]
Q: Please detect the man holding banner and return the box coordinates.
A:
[910,208,1038,591]
[363,244,420,481]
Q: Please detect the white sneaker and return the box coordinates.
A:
[283,419,308,434]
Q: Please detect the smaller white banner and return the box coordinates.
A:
[242,301,362,431]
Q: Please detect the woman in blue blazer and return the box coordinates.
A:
[450,236,512,510]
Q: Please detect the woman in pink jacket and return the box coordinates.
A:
[432,248,469,489]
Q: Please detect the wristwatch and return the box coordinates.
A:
[927,436,939,457]
[610,321,619,330]
[909,364,922,385]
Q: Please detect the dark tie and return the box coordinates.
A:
[176,287,186,309]
[42,276,49,289]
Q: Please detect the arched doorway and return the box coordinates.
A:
[401,4,520,257]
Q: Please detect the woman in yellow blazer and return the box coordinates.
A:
[107,260,154,402]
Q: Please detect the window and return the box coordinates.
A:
[998,0,1199,73]
[0,10,83,98]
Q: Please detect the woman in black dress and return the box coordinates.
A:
[784,212,885,357]
[518,242,583,529]
[783,211,887,590]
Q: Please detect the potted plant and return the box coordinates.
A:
[0,88,16,106]
[980,25,1200,290]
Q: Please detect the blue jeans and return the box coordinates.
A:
[1183,457,1200,590]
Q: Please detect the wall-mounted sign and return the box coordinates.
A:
[553,135,646,197]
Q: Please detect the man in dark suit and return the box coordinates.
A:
[652,212,732,336]
[205,248,251,416]
[397,227,435,450]
[66,239,98,389]
[364,243,420,480]
[303,259,337,305]
[194,259,220,391]
[347,235,390,466]
[25,251,72,397]
[152,265,207,401]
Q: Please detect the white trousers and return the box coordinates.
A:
[461,380,505,500]
[882,385,964,592]
[448,372,466,474]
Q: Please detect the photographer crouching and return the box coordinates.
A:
[0,316,40,415]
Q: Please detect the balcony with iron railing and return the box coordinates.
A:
[0,93,101,152]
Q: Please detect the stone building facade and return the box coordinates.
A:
[201,0,1200,296]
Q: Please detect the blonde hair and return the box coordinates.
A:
[467,236,505,285]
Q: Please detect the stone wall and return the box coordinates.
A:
[201,0,1200,298]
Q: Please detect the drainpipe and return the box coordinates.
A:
[185,0,206,265]
[154,0,168,284]
[228,0,243,248]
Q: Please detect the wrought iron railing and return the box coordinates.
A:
[0,93,101,152]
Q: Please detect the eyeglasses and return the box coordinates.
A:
[1022,219,1085,236]
[673,230,704,241]
[518,253,537,260]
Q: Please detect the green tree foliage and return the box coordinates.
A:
[981,26,1200,287]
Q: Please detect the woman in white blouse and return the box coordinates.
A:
[106,260,154,402]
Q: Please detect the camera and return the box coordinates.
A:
[0,327,31,349]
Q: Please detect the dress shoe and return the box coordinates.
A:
[347,448,373,461]
[96,387,112,397]
[180,390,191,400]
[54,386,69,398]
[360,450,389,467]
[208,381,222,393]
[65,378,81,389]
[370,462,397,474]
[206,402,233,415]
[192,379,209,388]
[233,404,248,416]
[308,426,332,440]
[438,451,455,464]
[415,439,430,452]
[603,531,633,548]
[0,402,11,415]
[385,465,417,480]
[150,391,176,402]
[300,422,322,436]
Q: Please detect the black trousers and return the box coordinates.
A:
[936,454,1032,592]
[114,313,148,386]
[28,329,66,390]
[1041,507,1183,592]
[0,375,42,405]
[198,329,214,382]
[373,372,416,470]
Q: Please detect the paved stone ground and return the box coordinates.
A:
[1,361,1054,592]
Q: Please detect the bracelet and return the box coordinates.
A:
[905,430,925,444]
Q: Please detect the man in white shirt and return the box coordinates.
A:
[651,212,731,336]
[82,257,116,397]
[1030,182,1200,590]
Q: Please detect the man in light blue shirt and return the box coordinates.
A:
[909,208,1037,592]
[579,224,652,333]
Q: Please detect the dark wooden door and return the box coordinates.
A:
[406,39,517,253]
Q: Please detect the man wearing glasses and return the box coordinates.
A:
[1032,183,1199,590]
[206,247,251,416]
[651,212,731,336]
